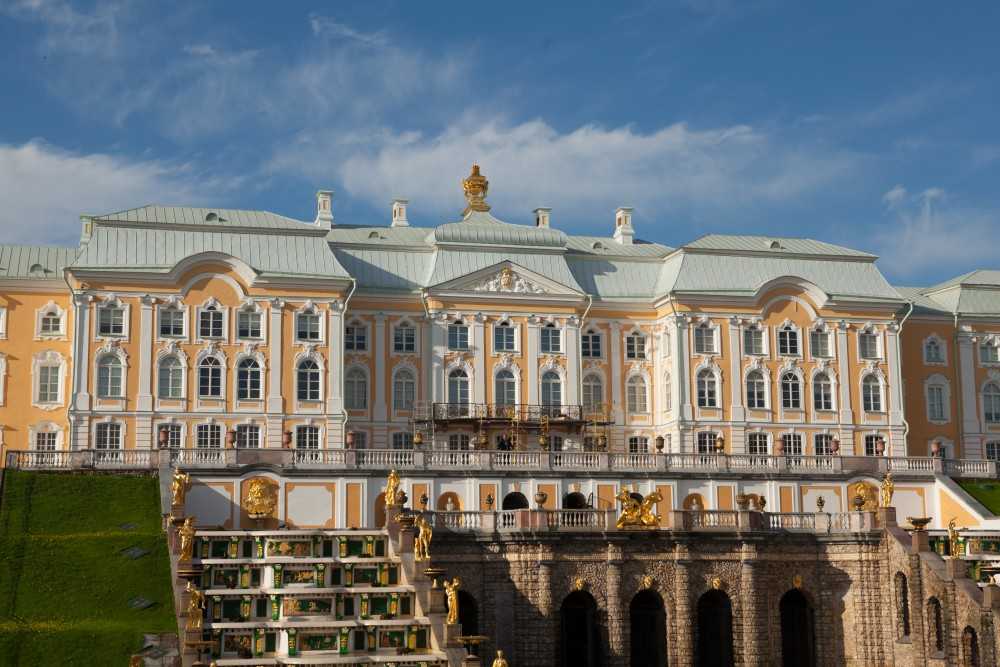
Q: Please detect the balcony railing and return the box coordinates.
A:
[416,402,589,422]
[7,448,1000,479]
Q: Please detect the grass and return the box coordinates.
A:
[958,480,1000,516]
[0,470,176,665]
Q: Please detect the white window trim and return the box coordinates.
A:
[745,429,771,455]
[345,364,370,411]
[392,318,419,355]
[741,320,768,357]
[625,372,650,415]
[980,378,1000,426]
[448,320,471,352]
[0,306,7,339]
[581,327,603,360]
[233,350,267,404]
[922,334,947,366]
[233,418,265,448]
[978,335,1000,367]
[155,419,187,449]
[392,362,419,413]
[95,295,131,340]
[34,300,68,340]
[810,367,838,413]
[778,365,806,413]
[624,329,648,361]
[539,319,564,355]
[539,363,566,408]
[93,343,128,402]
[855,323,884,362]
[808,323,834,360]
[491,319,520,355]
[91,417,127,449]
[345,319,370,353]
[860,370,887,414]
[778,430,805,456]
[445,360,474,406]
[293,300,326,345]
[156,297,189,342]
[0,353,6,406]
[661,329,671,359]
[29,421,65,451]
[155,344,189,401]
[195,298,229,344]
[581,370,605,414]
[234,299,266,344]
[293,349,326,406]
[193,417,225,449]
[294,420,326,450]
[195,348,227,402]
[774,319,802,358]
[923,374,951,424]
[692,320,720,355]
[694,360,722,410]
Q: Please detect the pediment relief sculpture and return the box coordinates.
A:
[472,266,546,294]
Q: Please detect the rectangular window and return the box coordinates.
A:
[782,434,803,456]
[296,426,320,450]
[694,326,715,354]
[927,386,946,421]
[743,327,764,355]
[814,434,833,456]
[540,326,561,353]
[35,432,57,451]
[777,328,799,355]
[747,432,768,455]
[197,424,222,449]
[345,325,367,351]
[352,432,367,449]
[199,308,224,339]
[859,332,879,359]
[447,434,470,451]
[392,432,414,450]
[236,425,261,449]
[810,330,831,357]
[159,308,184,337]
[160,424,182,449]
[986,442,1000,461]
[98,307,125,336]
[237,311,262,339]
[493,325,515,352]
[782,378,801,409]
[37,365,60,403]
[628,436,648,453]
[980,344,1000,364]
[813,379,833,411]
[626,334,646,359]
[864,434,881,456]
[448,324,469,351]
[296,312,321,341]
[696,431,717,454]
[394,326,416,353]
[581,332,601,358]
[95,423,122,450]
[40,313,62,334]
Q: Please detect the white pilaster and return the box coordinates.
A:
[373,313,388,422]
[71,294,92,413]
[267,299,284,414]
[473,314,486,404]
[527,317,540,405]
[958,331,981,456]
[885,322,906,455]
[326,302,345,449]
[136,295,154,414]
[675,315,691,422]
[565,316,580,407]
[836,321,853,428]
[609,322,623,449]
[431,314,447,403]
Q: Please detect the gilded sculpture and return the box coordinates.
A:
[491,650,509,667]
[461,164,490,213]
[848,481,878,512]
[170,468,191,507]
[385,469,401,506]
[948,518,964,557]
[414,515,433,562]
[879,472,894,508]
[444,576,462,625]
[243,478,278,520]
[185,580,205,631]
[615,488,662,529]
[178,516,196,562]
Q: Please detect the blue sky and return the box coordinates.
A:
[1,1,999,285]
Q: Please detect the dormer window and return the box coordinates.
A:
[448,321,469,351]
[625,332,646,360]
[777,325,799,356]
[540,323,561,353]
[199,305,224,339]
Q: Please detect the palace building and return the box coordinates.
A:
[4,165,1000,665]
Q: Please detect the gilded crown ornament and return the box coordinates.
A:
[462,164,491,214]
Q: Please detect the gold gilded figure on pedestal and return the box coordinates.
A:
[948,517,965,557]
[879,472,895,507]
[414,515,433,561]
[185,580,205,631]
[178,516,196,561]
[461,164,491,214]
[385,469,401,506]
[616,488,662,529]
[492,649,509,667]
[444,577,462,625]
[171,468,191,507]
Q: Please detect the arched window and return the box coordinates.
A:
[925,338,944,363]
[813,372,833,411]
[237,358,262,400]
[295,359,320,401]
[158,356,183,399]
[198,357,222,398]
[780,589,816,667]
[781,373,801,409]
[696,589,734,666]
[560,591,600,667]
[626,375,648,413]
[746,370,767,409]
[501,492,529,510]
[777,324,799,356]
[697,370,718,408]
[541,371,562,409]
[927,597,944,655]
[862,375,883,412]
[894,572,911,640]
[664,372,672,411]
[962,626,980,667]
[393,368,415,410]
[495,369,516,407]
[97,355,123,398]
[582,374,603,413]
[345,368,367,409]
[984,382,1000,423]
[448,369,469,413]
[630,590,666,667]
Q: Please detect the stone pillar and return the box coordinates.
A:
[473,314,486,404]
[326,301,345,448]
[728,317,745,453]
[565,316,581,407]
[672,550,694,665]
[606,543,626,665]
[885,322,906,455]
[136,295,154,414]
[674,315,692,440]
[70,294,93,413]
[431,313,447,404]
[740,544,766,667]
[267,299,285,448]
[609,322,623,449]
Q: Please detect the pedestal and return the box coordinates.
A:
[445,623,464,648]
[462,656,483,666]
[911,530,930,552]
[430,587,446,614]
[945,557,967,580]
[877,507,897,528]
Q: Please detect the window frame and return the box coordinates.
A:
[809,327,832,359]
[743,324,765,356]
[745,370,767,409]
[35,302,66,339]
[96,302,127,338]
[858,328,881,360]
[236,306,264,341]
[345,367,369,410]
[235,424,261,449]
[236,357,263,401]
[448,322,470,351]
[158,304,186,339]
[780,372,802,410]
[813,372,834,412]
[625,331,646,360]
[540,370,562,407]
[197,303,226,341]
[295,307,323,343]
[540,323,562,354]
[582,373,603,413]
[196,423,223,449]
[96,353,125,399]
[693,323,717,355]
[494,369,517,407]
[922,336,946,365]
[581,329,602,359]
[157,355,185,399]
[393,322,417,353]
[493,321,516,353]
[296,425,321,450]
[296,357,322,402]
[393,367,416,411]
[697,368,718,408]
[626,374,648,413]
[862,374,884,413]
[345,321,368,352]
[776,323,800,357]
[197,356,224,399]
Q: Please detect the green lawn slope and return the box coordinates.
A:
[0,470,176,665]
[958,480,1000,515]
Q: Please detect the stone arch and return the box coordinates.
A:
[894,571,911,640]
[436,491,462,511]
[502,491,529,510]
[682,493,705,510]
[560,590,601,667]
[780,588,815,666]
[630,588,667,667]
[374,492,387,529]
[696,589,734,667]
[562,491,588,509]
[457,590,479,635]
[962,626,980,667]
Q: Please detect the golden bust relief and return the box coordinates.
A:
[243,478,278,520]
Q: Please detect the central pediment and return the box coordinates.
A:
[429,260,584,299]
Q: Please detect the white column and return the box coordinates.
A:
[674,316,691,422]
[565,316,580,407]
[431,314,446,403]
[373,313,388,423]
[609,322,623,450]
[326,301,345,449]
[958,331,981,456]
[653,322,664,422]
[526,317,540,405]
[472,314,486,404]
[267,299,284,414]
[71,294,93,412]
[885,322,906,455]
[836,321,853,425]
[727,316,745,453]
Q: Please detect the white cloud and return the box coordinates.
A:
[272,116,858,230]
[309,14,387,46]
[5,0,124,57]
[0,140,229,245]
[882,185,907,209]
[875,186,1000,280]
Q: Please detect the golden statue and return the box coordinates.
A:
[414,515,433,562]
[170,468,191,507]
[491,650,509,667]
[461,164,491,214]
[444,576,462,625]
[178,516,196,562]
[385,469,401,506]
[948,518,964,557]
[499,266,514,290]
[879,472,895,508]
[243,478,278,520]
[185,581,205,631]
[848,481,878,511]
[616,488,662,529]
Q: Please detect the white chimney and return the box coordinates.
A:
[613,206,634,245]
[391,198,410,227]
[315,190,334,227]
[534,207,551,228]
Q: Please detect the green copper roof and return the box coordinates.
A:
[0,244,77,280]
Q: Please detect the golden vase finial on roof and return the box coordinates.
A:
[462,163,490,214]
